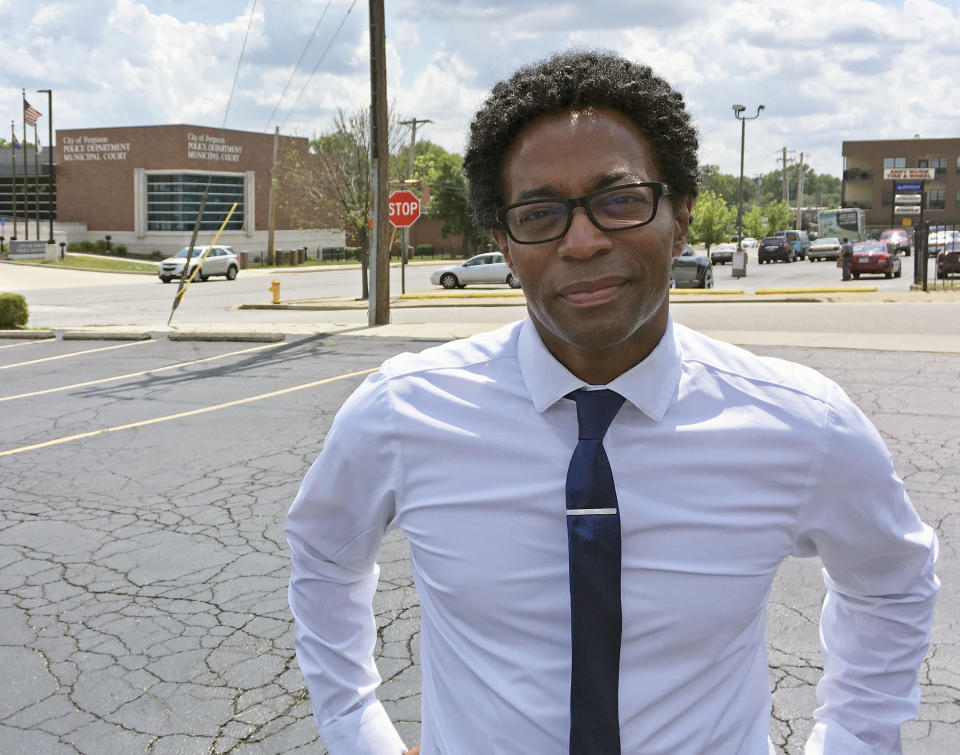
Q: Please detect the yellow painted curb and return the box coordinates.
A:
[669,289,744,295]
[399,290,525,299]
[754,286,877,294]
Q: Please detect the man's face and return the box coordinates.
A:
[492,108,691,371]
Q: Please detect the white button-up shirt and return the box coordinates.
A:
[286,318,938,755]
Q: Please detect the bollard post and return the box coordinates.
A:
[270,279,281,304]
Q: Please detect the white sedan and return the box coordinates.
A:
[430,252,521,289]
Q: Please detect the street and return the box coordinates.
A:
[1,262,958,753]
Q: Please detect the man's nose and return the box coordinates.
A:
[557,208,611,259]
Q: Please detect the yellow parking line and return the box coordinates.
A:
[0,342,283,402]
[0,340,151,370]
[0,367,377,458]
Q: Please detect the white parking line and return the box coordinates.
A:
[0,342,283,402]
[0,367,377,457]
[0,340,152,370]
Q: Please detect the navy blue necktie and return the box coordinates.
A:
[566,389,625,754]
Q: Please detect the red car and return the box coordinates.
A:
[937,241,960,279]
[850,240,902,279]
[879,228,911,256]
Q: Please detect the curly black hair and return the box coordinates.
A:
[464,50,699,229]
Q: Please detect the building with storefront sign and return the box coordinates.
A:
[53,124,344,256]
[842,137,960,229]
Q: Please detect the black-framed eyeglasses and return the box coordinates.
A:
[495,182,673,245]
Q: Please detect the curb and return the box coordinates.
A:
[62,331,153,341]
[167,331,284,342]
[0,329,56,339]
[754,286,878,295]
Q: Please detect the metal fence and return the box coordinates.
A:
[913,222,960,291]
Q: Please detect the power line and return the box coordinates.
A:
[278,0,359,131]
[264,0,333,131]
[222,0,258,127]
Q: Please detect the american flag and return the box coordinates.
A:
[24,100,41,126]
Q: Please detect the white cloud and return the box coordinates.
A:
[4,0,959,180]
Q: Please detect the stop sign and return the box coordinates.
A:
[388,190,421,228]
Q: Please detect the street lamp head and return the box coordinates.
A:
[758,104,765,111]
[732,104,745,114]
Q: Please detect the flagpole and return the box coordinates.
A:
[22,89,29,240]
[38,89,54,243]
[10,121,18,241]
[34,123,40,240]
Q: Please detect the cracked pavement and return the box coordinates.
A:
[0,337,956,753]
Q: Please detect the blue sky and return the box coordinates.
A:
[4,0,960,181]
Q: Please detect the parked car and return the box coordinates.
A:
[772,229,810,260]
[758,236,795,264]
[879,228,911,256]
[430,252,520,289]
[158,246,239,283]
[740,237,759,252]
[927,229,960,258]
[849,240,901,279]
[710,242,737,265]
[671,245,714,288]
[936,241,960,279]
[808,237,841,262]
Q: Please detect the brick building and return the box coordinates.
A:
[53,124,343,255]
[842,137,960,230]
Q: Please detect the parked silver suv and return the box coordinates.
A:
[158,246,239,283]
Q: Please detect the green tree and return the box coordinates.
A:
[700,164,757,207]
[742,204,766,240]
[763,200,794,236]
[691,190,735,252]
[410,141,486,256]
[309,108,405,297]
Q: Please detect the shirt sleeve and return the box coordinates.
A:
[285,371,408,755]
[792,381,939,755]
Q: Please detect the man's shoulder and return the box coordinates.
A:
[675,324,836,405]
[378,320,523,382]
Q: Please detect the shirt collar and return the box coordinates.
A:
[517,316,681,421]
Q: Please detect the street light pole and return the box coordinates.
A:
[732,104,764,253]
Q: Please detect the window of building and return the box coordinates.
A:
[955,189,960,207]
[882,157,906,169]
[881,189,893,207]
[146,173,244,232]
[928,189,945,209]
[918,159,928,169]
[932,157,947,177]
[956,155,960,172]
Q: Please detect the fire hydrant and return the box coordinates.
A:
[270,279,281,304]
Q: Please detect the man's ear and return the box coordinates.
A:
[671,197,693,258]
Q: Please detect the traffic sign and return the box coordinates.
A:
[894,205,921,215]
[895,181,923,192]
[388,190,420,228]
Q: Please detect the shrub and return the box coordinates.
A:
[114,244,127,256]
[0,293,29,328]
[94,239,108,253]
[415,244,435,255]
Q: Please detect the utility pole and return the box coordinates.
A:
[267,126,278,266]
[10,121,18,240]
[368,0,389,326]
[795,152,805,229]
[398,117,431,295]
[781,147,788,203]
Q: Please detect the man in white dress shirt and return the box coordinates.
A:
[286,51,938,754]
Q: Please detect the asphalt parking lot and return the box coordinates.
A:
[1,333,957,754]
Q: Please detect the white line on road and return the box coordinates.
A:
[0,342,284,402]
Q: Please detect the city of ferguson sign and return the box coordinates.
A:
[883,168,935,180]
